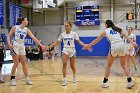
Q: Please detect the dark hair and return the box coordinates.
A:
[17,17,25,24]
[105,20,122,34]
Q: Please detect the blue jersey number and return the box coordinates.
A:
[20,34,24,39]
[110,30,117,35]
[67,41,70,46]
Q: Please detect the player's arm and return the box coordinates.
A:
[76,40,86,47]
[7,26,16,49]
[27,29,43,46]
[47,33,62,49]
[122,34,138,48]
[1,35,6,56]
[2,42,6,56]
[48,41,60,49]
[27,29,46,51]
[129,36,136,51]
[74,32,86,47]
[88,31,106,48]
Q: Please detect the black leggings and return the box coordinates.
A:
[0,50,4,69]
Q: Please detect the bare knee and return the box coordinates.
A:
[13,62,18,68]
[121,64,127,70]
[70,64,75,69]
[21,62,27,68]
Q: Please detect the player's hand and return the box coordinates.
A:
[133,42,138,48]
[128,48,132,52]
[82,44,92,52]
[9,44,13,49]
[46,46,49,50]
[41,45,47,52]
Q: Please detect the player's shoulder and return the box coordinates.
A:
[105,28,111,32]
[61,32,66,35]
[24,26,28,31]
[71,31,77,35]
[131,33,135,36]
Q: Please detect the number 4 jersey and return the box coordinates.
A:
[58,31,79,48]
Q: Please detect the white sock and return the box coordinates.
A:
[26,77,30,81]
[63,77,66,81]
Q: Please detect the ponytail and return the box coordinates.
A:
[112,25,122,34]
[105,20,122,34]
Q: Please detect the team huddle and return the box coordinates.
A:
[0,17,138,89]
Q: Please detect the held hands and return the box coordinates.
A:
[82,44,92,52]
[41,45,51,52]
[41,45,47,52]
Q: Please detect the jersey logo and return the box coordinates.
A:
[20,34,24,39]
[67,41,70,46]
[110,30,117,35]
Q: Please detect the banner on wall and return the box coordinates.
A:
[15,5,22,25]
[9,2,15,27]
[9,2,22,27]
[2,34,35,46]
[0,0,4,25]
[24,35,35,46]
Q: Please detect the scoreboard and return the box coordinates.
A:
[75,5,100,26]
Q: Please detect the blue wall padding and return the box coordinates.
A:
[61,35,140,56]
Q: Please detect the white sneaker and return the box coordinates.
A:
[127,81,134,89]
[73,76,76,83]
[62,80,68,86]
[101,82,109,88]
[10,79,16,86]
[26,79,33,85]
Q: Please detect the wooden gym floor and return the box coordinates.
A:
[0,57,140,93]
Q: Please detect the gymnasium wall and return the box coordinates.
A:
[29,25,62,56]
[29,0,140,56]
[32,8,64,25]
[74,36,140,56]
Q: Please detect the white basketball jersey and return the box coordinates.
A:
[124,33,136,46]
[14,25,27,43]
[58,31,79,48]
[105,28,123,44]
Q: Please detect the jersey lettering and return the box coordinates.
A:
[110,30,117,35]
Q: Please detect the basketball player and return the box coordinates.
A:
[125,27,137,71]
[7,17,46,86]
[47,21,90,86]
[0,28,6,83]
[83,20,138,89]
